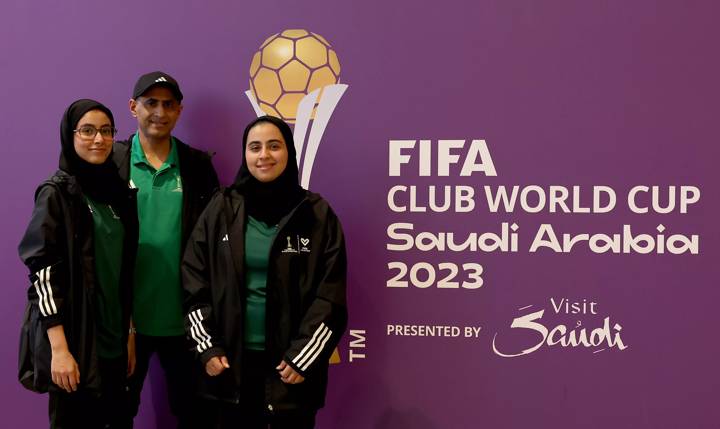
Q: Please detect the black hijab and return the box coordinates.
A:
[59,99,126,205]
[233,116,305,226]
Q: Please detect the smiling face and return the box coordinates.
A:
[245,122,289,183]
[129,86,182,142]
[73,110,114,164]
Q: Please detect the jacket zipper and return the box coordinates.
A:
[262,196,308,410]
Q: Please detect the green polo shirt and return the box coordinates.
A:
[86,197,124,358]
[130,134,184,336]
[244,216,277,351]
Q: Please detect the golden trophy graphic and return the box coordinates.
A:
[246,29,348,189]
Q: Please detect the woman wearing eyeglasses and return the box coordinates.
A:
[183,116,347,428]
[18,99,138,428]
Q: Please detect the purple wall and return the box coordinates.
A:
[2,0,719,427]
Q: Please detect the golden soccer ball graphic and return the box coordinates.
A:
[249,29,341,123]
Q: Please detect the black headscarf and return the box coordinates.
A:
[59,99,126,205]
[233,116,305,225]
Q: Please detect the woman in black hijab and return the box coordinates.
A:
[183,116,348,428]
[18,99,137,428]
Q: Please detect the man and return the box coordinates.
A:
[113,71,219,428]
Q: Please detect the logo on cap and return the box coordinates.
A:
[155,77,168,83]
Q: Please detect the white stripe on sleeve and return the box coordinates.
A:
[33,274,49,317]
[292,323,327,365]
[189,309,213,352]
[299,326,333,371]
[44,267,58,314]
[292,323,332,368]
[189,310,207,351]
[34,267,59,317]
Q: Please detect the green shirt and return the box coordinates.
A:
[244,216,277,351]
[130,134,185,336]
[86,197,124,358]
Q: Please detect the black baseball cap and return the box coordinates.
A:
[132,71,184,102]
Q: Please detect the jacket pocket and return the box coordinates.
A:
[18,301,52,393]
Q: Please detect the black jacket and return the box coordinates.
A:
[182,188,348,411]
[18,171,138,393]
[112,134,219,248]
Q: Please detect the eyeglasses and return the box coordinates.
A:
[74,125,117,140]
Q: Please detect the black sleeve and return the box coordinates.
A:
[284,207,348,376]
[182,194,225,364]
[205,155,220,195]
[17,185,69,331]
[198,151,219,200]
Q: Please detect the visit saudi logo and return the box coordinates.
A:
[246,29,348,189]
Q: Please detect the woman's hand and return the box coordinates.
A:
[51,347,80,392]
[127,330,136,377]
[205,355,230,376]
[47,325,80,393]
[276,360,305,384]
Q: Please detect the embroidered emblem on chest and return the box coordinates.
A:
[281,235,312,253]
[300,237,311,253]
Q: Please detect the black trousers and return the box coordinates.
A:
[122,334,199,429]
[214,404,316,429]
[49,356,126,429]
[211,350,317,429]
